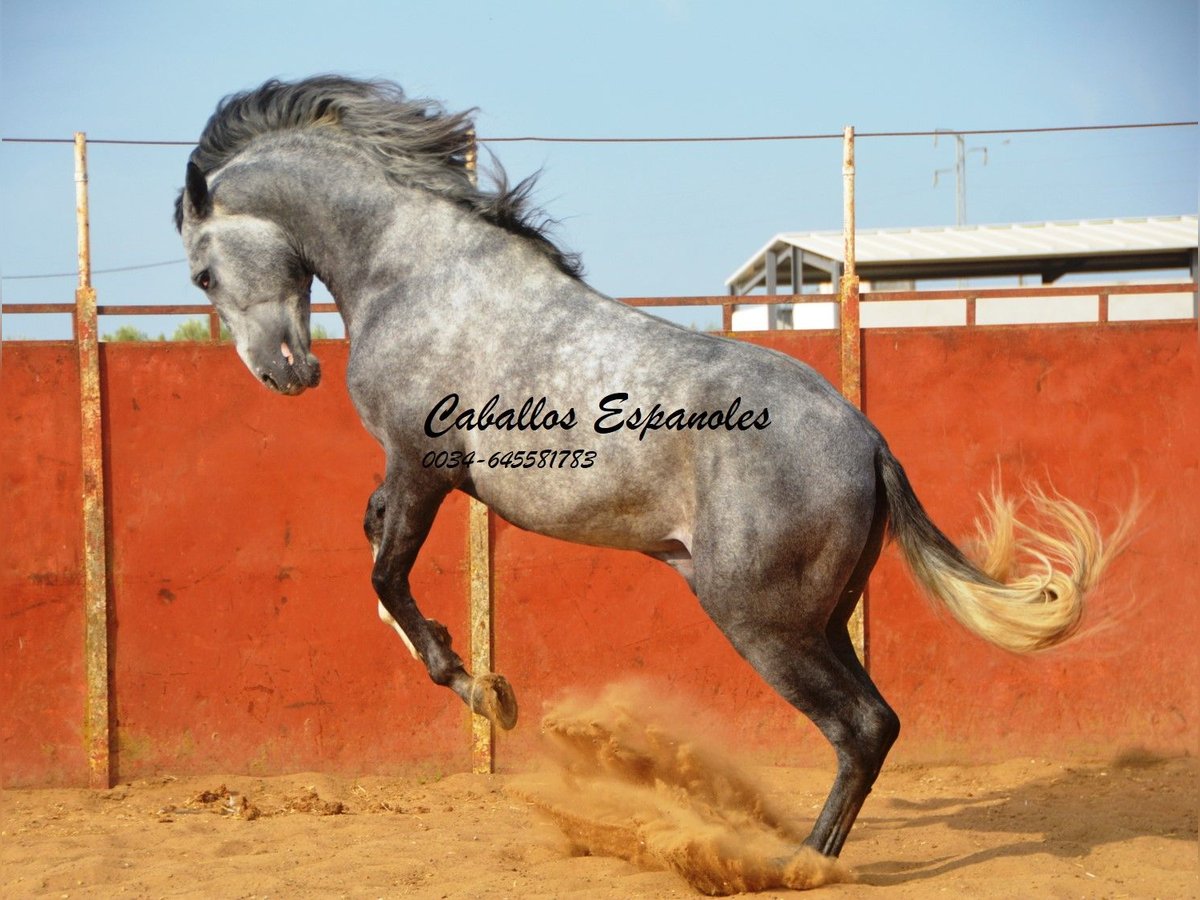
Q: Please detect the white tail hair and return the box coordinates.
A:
[880,450,1137,653]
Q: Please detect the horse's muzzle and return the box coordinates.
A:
[259,350,321,395]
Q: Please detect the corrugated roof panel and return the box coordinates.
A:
[726,216,1198,288]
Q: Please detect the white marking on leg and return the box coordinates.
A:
[372,541,418,658]
[378,600,419,659]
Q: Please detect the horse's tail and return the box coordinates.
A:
[878,447,1134,653]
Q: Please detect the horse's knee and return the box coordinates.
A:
[363,486,387,556]
[370,564,391,598]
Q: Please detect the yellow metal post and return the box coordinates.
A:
[467,502,494,773]
[74,132,111,788]
[839,126,866,664]
[463,128,496,774]
[840,126,862,409]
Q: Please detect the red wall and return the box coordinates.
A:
[1,344,87,785]
[2,322,1196,786]
[99,342,471,780]
[862,324,1198,761]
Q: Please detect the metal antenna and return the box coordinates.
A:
[933,130,988,226]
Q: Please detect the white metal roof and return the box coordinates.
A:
[726,215,1199,292]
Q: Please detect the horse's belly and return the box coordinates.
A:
[466,474,684,553]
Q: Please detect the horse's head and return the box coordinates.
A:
[177,162,321,395]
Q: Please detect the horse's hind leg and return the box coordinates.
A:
[825,483,894,711]
[812,495,900,855]
[365,474,518,730]
[723,624,898,858]
[694,499,897,858]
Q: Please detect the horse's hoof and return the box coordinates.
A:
[471,673,519,730]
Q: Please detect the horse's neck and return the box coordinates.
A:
[287,168,404,333]
[229,139,418,335]
[334,189,533,342]
[238,136,592,343]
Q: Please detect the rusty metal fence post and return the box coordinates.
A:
[840,126,862,409]
[463,130,497,774]
[467,501,494,773]
[839,126,866,664]
[73,132,112,789]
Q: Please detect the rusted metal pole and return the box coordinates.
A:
[839,126,862,409]
[839,126,866,664]
[463,128,496,774]
[74,132,112,789]
[467,502,494,773]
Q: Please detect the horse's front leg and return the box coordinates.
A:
[364,477,518,730]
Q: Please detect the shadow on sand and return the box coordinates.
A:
[851,751,1196,887]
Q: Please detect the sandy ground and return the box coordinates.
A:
[2,754,1195,899]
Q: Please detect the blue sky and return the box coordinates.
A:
[2,0,1196,337]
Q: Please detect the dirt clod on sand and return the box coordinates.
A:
[154,783,347,822]
[514,682,848,894]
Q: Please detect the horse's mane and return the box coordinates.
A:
[174,75,583,279]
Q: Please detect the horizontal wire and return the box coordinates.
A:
[3,258,185,281]
[2,121,1196,147]
[486,122,1200,142]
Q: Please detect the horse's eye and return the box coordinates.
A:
[195,269,212,291]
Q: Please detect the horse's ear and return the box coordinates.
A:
[185,162,212,219]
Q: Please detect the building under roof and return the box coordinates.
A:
[725,215,1199,295]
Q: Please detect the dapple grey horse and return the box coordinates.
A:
[176,76,1124,859]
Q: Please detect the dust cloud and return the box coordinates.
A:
[513,682,848,895]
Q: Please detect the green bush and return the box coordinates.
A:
[104,319,330,342]
[102,325,152,342]
[169,319,232,341]
[169,319,328,341]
